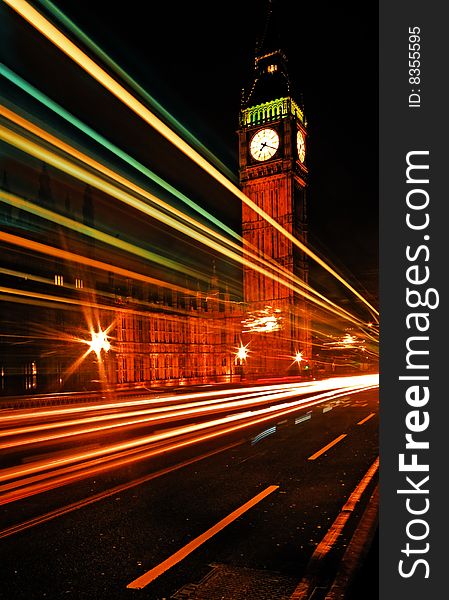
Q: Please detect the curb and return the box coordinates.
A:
[324,485,379,600]
[290,458,379,600]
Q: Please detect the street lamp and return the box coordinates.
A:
[87,328,111,357]
[293,351,303,364]
[235,342,249,364]
[234,342,249,382]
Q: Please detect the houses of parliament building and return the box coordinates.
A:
[0,3,312,395]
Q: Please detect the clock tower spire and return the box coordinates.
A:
[239,0,310,377]
[243,0,292,109]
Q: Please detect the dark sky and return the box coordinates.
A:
[1,0,378,303]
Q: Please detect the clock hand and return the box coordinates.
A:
[260,142,277,151]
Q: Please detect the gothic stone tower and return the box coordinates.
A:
[238,0,311,377]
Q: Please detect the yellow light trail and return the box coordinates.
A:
[0,230,191,297]
[3,0,378,320]
[0,269,127,314]
[0,283,251,363]
[0,105,372,331]
[0,188,213,288]
[0,266,238,323]
[0,192,364,338]
[0,279,376,363]
[0,289,161,320]
[35,0,237,183]
[0,183,367,337]
[0,206,364,337]
[0,105,238,251]
[0,63,239,239]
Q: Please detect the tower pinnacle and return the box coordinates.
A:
[243,0,290,108]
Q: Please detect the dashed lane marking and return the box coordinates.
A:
[307,434,347,461]
[127,485,279,589]
[357,412,375,426]
[0,441,242,539]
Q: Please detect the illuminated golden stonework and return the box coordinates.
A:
[240,96,305,127]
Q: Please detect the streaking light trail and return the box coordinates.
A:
[0,64,239,240]
[34,0,237,182]
[0,124,371,330]
[2,376,376,422]
[3,0,379,320]
[0,374,378,504]
[0,189,215,289]
[0,104,374,333]
[0,231,196,297]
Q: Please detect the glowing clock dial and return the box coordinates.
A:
[297,130,306,163]
[250,128,280,161]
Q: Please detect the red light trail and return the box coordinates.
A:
[0,375,378,505]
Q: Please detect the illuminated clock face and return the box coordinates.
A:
[250,128,280,161]
[297,130,306,162]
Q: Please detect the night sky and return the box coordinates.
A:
[1,0,378,305]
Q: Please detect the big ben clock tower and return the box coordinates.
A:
[238,0,311,376]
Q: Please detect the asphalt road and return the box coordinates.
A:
[0,387,378,600]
